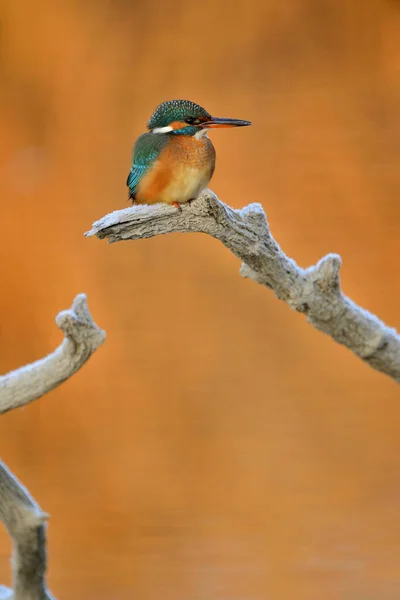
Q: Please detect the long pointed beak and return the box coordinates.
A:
[201,116,252,129]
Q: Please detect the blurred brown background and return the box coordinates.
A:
[0,1,399,598]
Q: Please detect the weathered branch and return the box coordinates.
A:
[0,294,105,599]
[0,294,106,414]
[0,462,54,600]
[85,189,400,383]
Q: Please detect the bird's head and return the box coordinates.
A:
[147,99,251,137]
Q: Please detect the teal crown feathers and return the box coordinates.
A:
[147,100,211,129]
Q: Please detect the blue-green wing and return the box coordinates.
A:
[126,133,169,200]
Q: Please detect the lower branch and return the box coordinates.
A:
[0,462,54,600]
[0,294,106,414]
[0,294,105,598]
[85,189,400,383]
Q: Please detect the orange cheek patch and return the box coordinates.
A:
[169,121,187,130]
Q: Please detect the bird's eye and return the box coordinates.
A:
[185,117,197,125]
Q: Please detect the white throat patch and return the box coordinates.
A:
[194,128,209,140]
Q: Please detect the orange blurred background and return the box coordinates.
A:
[0,1,400,598]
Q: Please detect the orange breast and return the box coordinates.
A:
[135,135,216,205]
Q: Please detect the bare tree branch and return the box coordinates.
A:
[85,189,400,383]
[0,294,106,415]
[0,294,105,599]
[0,462,54,600]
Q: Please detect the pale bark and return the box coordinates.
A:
[0,294,105,414]
[86,189,400,383]
[0,295,105,599]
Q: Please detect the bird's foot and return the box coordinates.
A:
[172,199,196,211]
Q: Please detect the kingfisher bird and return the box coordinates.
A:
[126,99,251,209]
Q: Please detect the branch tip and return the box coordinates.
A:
[312,253,342,290]
[72,292,87,313]
[0,293,105,415]
[240,202,268,231]
[55,295,105,346]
